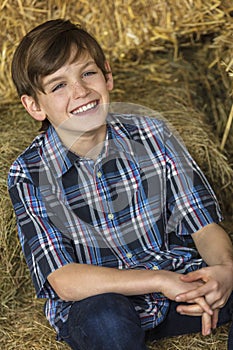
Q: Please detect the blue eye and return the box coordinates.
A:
[83,71,97,78]
[52,83,66,92]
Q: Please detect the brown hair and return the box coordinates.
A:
[11,19,109,130]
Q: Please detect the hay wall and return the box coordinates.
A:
[1,0,233,99]
[0,1,233,349]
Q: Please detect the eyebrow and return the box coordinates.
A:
[43,60,96,89]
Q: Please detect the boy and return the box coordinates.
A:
[8,19,233,350]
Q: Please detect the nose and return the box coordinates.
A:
[72,81,90,99]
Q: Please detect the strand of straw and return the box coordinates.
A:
[220,102,233,150]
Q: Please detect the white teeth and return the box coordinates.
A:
[72,101,97,114]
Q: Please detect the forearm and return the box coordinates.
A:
[192,223,233,267]
[48,263,163,301]
[47,263,205,302]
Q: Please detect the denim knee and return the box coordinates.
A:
[60,293,147,350]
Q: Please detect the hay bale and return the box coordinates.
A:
[0,105,37,312]
[210,28,233,152]
[1,0,232,156]
[1,0,233,102]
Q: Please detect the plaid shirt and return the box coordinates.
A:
[8,114,222,336]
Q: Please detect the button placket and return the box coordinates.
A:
[95,164,116,222]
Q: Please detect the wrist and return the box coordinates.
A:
[153,270,173,295]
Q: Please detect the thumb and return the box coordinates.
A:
[180,270,204,282]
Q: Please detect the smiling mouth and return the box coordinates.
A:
[71,100,99,115]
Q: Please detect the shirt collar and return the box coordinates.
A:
[104,114,137,159]
[41,125,78,179]
[41,115,138,178]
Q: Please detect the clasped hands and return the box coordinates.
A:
[173,264,233,336]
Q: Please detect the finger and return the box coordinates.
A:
[176,296,213,316]
[202,312,212,336]
[182,299,212,316]
[180,270,207,283]
[175,285,209,303]
[193,297,213,316]
[211,309,219,329]
[210,297,227,311]
[176,303,204,316]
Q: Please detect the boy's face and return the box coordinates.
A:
[21,49,113,136]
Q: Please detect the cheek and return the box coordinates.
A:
[100,85,110,101]
[43,100,68,124]
[48,97,68,112]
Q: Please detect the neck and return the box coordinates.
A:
[57,124,107,160]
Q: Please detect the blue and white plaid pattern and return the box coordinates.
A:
[8,114,222,334]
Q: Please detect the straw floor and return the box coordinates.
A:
[0,1,233,349]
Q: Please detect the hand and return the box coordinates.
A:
[175,264,233,309]
[174,264,233,335]
[159,270,213,315]
[160,270,203,300]
[160,270,223,336]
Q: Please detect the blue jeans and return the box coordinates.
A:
[59,292,233,350]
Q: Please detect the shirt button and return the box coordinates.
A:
[108,213,114,220]
[97,171,102,178]
[126,252,132,259]
[157,311,162,318]
[152,266,159,270]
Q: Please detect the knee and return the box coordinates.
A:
[72,293,145,349]
[85,293,140,332]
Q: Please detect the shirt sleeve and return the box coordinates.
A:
[163,123,223,235]
[8,175,76,299]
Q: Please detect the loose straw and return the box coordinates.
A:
[220,102,233,150]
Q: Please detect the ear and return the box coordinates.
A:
[21,95,47,121]
[104,61,114,91]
